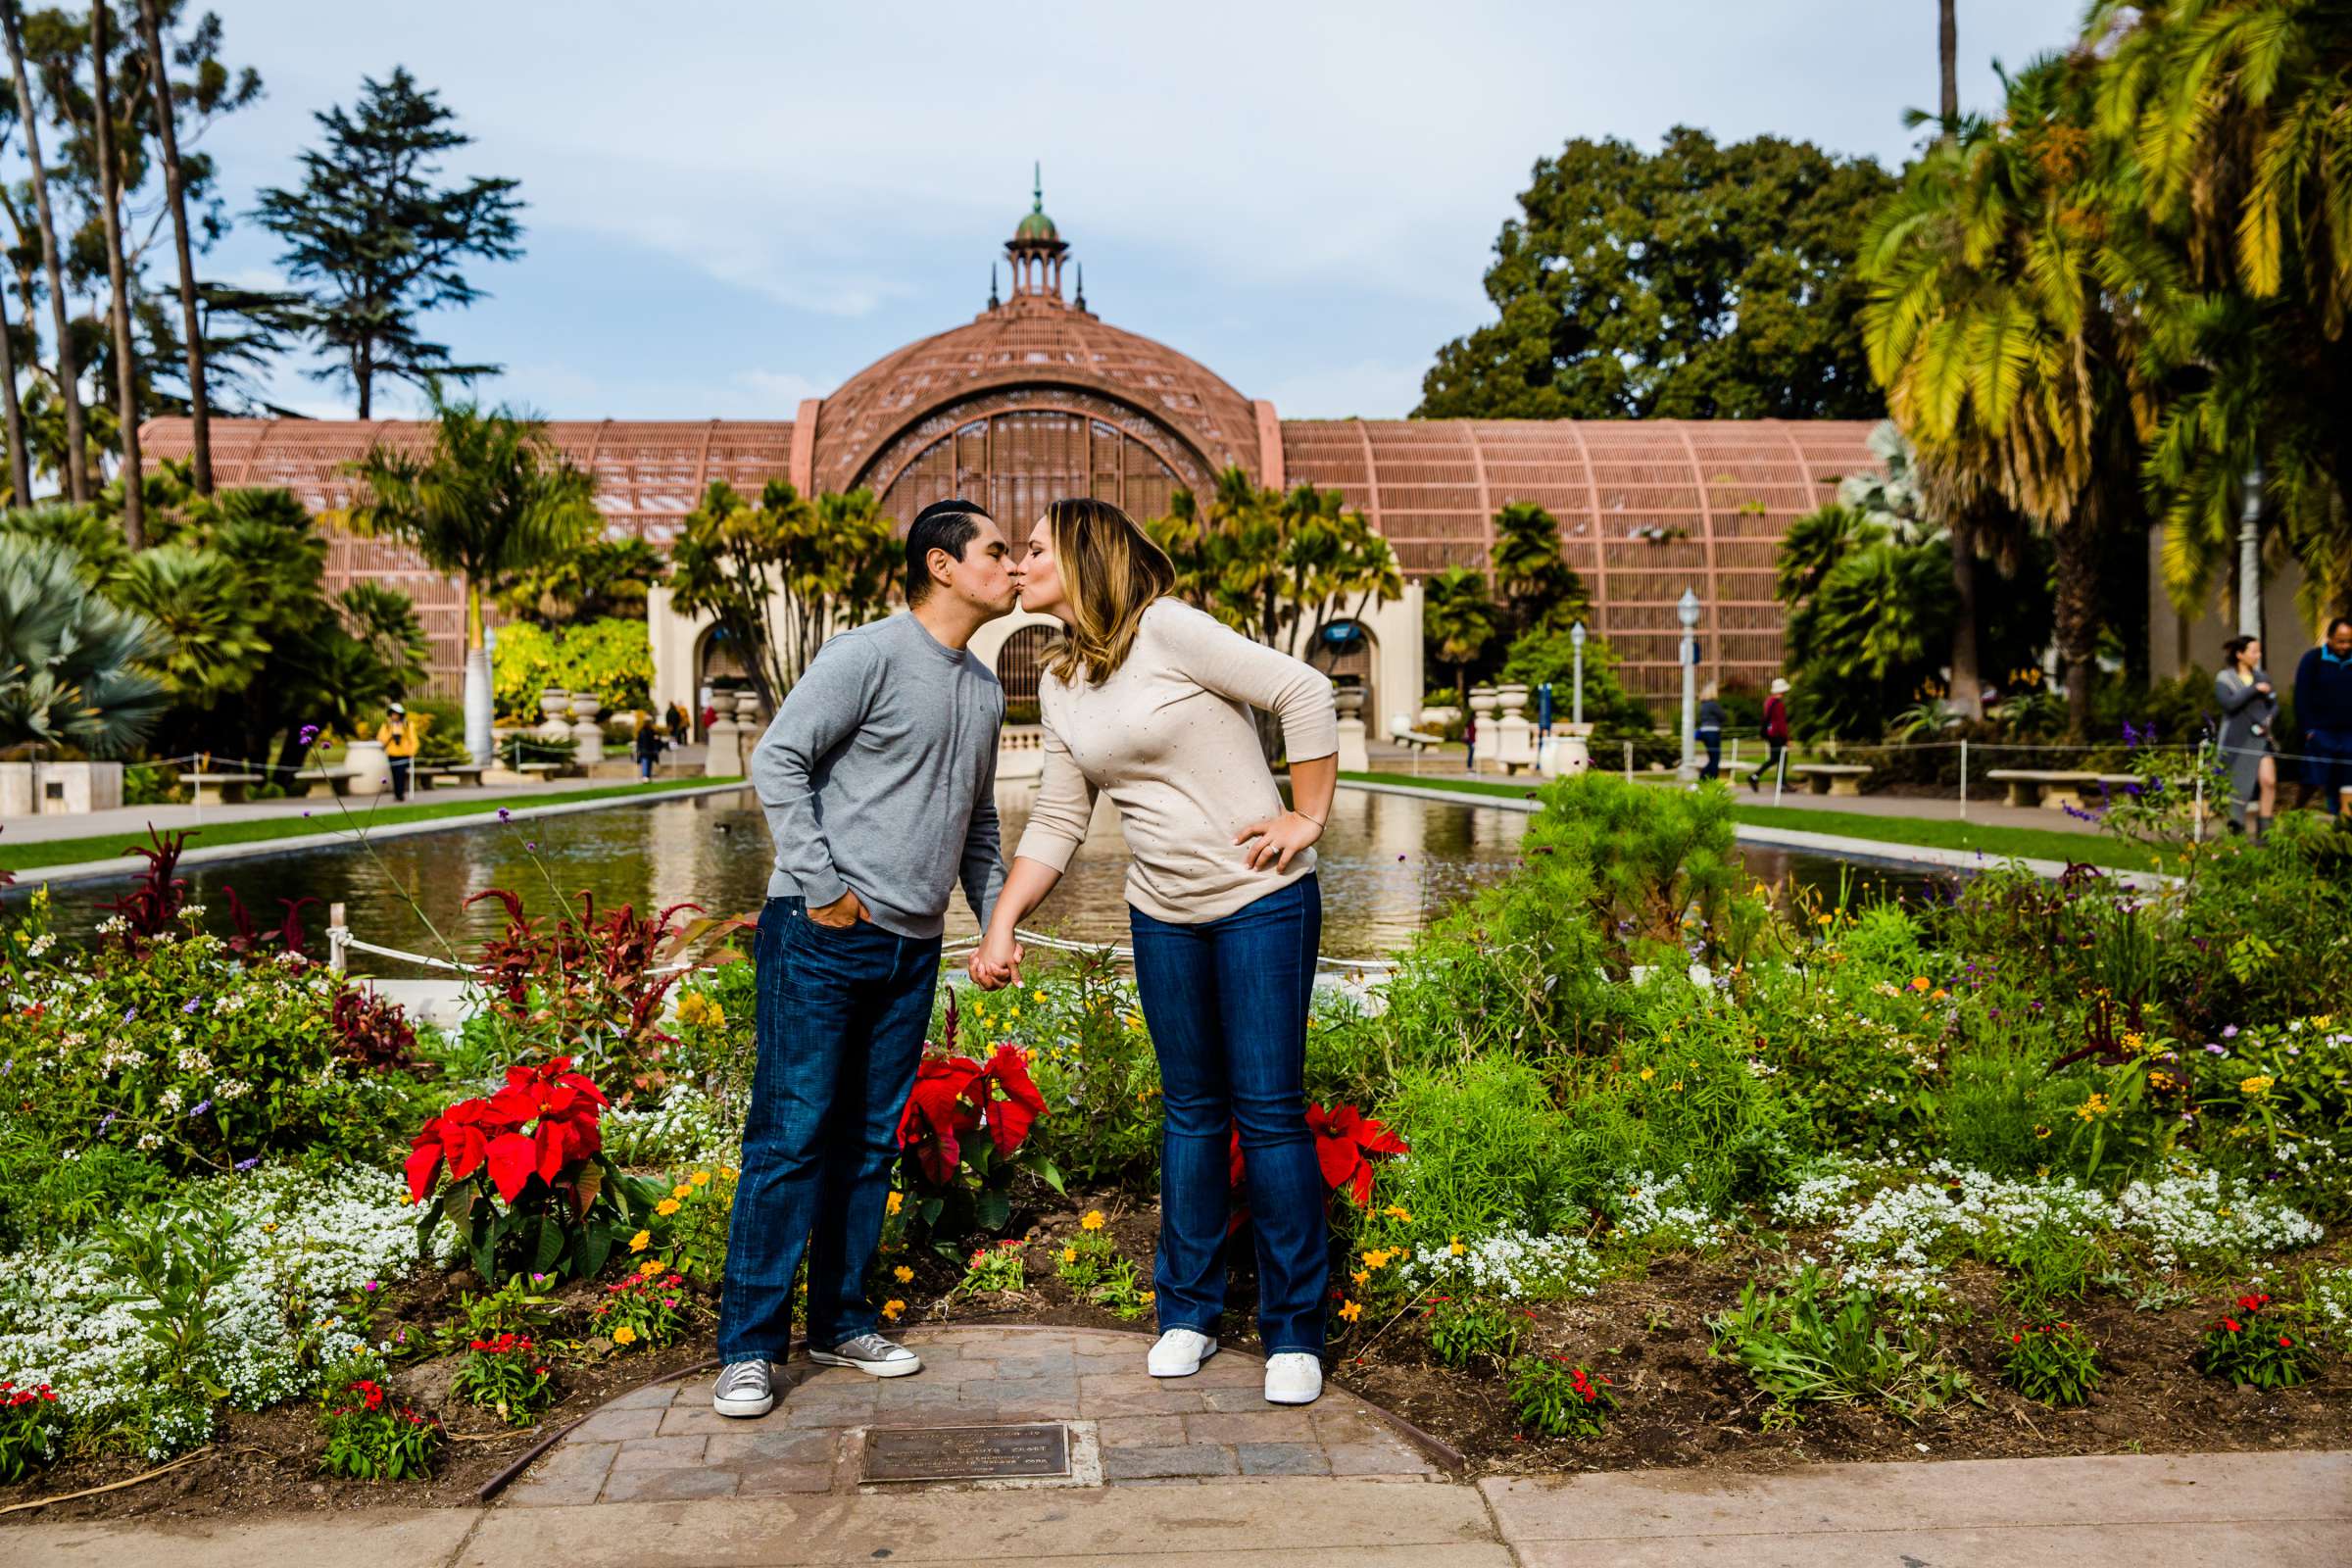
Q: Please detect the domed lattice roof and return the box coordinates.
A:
[1014,206,1058,243]
[808,295,1260,495]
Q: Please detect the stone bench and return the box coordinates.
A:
[294,767,361,799]
[416,763,488,791]
[1790,761,1873,797]
[1984,768,2140,810]
[480,760,563,787]
[179,771,262,807]
[1390,727,1446,757]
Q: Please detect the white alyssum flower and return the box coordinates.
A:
[1396,1230,1601,1301]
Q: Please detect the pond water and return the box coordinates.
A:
[14,787,1949,973]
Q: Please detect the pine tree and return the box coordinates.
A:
[253,68,522,417]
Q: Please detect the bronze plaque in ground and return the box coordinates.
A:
[861,1423,1071,1483]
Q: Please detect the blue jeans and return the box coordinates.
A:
[716,896,940,1362]
[1698,731,1722,780]
[1129,874,1327,1356]
[2307,728,2352,814]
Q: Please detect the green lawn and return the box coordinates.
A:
[1339,770,2161,873]
[0,776,738,873]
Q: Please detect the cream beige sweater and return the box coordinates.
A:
[1013,599,1340,924]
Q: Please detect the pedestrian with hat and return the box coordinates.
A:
[1749,678,1790,793]
[377,703,421,802]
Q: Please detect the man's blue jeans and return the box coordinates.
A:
[1129,873,1327,1356]
[716,896,938,1363]
[2307,728,2352,814]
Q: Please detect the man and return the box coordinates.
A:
[2294,616,2352,816]
[713,498,1016,1419]
[377,703,420,801]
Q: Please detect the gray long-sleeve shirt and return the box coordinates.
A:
[749,612,1005,939]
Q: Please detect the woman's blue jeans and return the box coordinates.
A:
[1129,873,1327,1356]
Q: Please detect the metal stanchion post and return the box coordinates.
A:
[1959,737,1969,820]
[1622,740,1633,783]
[1773,747,1788,808]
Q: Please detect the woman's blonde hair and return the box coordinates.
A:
[1038,497,1177,685]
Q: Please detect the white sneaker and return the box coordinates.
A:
[1263,1352,1322,1405]
[1147,1328,1217,1378]
[808,1333,922,1378]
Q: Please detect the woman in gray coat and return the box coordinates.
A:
[2215,634,2278,839]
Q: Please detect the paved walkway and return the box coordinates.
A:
[10,1446,2341,1565]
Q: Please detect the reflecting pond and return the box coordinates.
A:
[14,786,1949,973]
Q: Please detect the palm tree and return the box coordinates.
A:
[0,532,168,756]
[1939,1,1960,128]
[1491,501,1589,637]
[134,0,212,494]
[1421,564,1499,703]
[88,0,143,548]
[1860,56,2180,737]
[4,0,87,504]
[344,401,600,761]
[2093,0,2352,624]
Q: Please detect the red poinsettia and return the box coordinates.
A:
[406,1056,609,1203]
[894,1046,1050,1186]
[1228,1102,1409,1208]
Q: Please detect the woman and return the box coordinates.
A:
[634,714,665,781]
[1749,677,1789,792]
[2215,634,2278,839]
[972,498,1339,1407]
[1696,683,1727,782]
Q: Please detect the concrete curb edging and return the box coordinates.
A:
[6,781,749,888]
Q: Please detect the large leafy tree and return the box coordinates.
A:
[1150,468,1401,661]
[1860,55,2180,737]
[666,478,897,709]
[1418,127,1893,418]
[343,401,598,761]
[253,68,522,417]
[2094,0,2352,625]
[0,530,165,754]
[497,533,663,627]
[1491,501,1590,639]
[1420,565,1500,703]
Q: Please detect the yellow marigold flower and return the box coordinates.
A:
[2075,1093,2109,1122]
[639,1258,662,1276]
[2034,1125,2052,1141]
[690,1170,711,1187]
[1361,1249,1393,1270]
[881,1298,905,1321]
[1668,1081,1684,1093]
[1032,990,1047,1004]
[1638,1067,1655,1082]
[1081,1210,1106,1231]
[1138,1291,1154,1305]
[628,1230,651,1252]
[887,1192,904,1216]
[612,1325,638,1346]
[2240,1075,2275,1095]
[1382,1203,1411,1222]
[1449,1236,1465,1257]
[1910,976,1931,992]
[721,1166,738,1180]
[656,1198,681,1216]
[1351,1269,1370,1287]
[893,1264,913,1284]
[1337,1299,1363,1323]
[672,1184,693,1200]
[1062,1247,1079,1264]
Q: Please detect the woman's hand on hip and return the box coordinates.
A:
[1235,808,1323,873]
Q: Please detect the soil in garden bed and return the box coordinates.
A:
[7,1200,2347,1523]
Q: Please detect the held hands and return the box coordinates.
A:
[809,886,868,929]
[968,927,1024,991]
[1235,808,1324,873]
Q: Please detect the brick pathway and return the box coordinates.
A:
[502,1325,1441,1506]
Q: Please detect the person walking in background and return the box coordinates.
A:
[377,703,419,802]
[1696,683,1727,782]
[2295,617,2352,816]
[665,700,691,743]
[634,714,665,782]
[972,497,1339,1408]
[1748,678,1790,792]
[2215,634,2278,839]
[1463,711,1478,774]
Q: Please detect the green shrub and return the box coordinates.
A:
[318,1363,441,1480]
[1382,1057,1585,1241]
[2195,1291,2320,1389]
[2002,1321,2100,1406]
[1506,1354,1618,1438]
[985,952,1163,1192]
[1709,1265,1973,1421]
[450,1334,555,1426]
[1425,1296,1523,1370]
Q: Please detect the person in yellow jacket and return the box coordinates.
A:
[377,703,422,801]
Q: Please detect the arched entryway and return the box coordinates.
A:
[993,623,1056,725]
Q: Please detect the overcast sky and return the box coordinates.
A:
[191,0,2086,422]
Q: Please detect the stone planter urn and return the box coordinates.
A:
[537,688,573,742]
[1332,683,1365,721]
[1331,681,1369,772]
[568,692,606,765]
[343,738,391,798]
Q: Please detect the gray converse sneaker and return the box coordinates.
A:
[808,1332,922,1377]
[711,1358,775,1418]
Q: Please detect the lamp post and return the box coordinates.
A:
[1570,620,1587,727]
[1677,588,1701,783]
[2237,461,2263,641]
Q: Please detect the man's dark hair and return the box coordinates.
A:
[2329,616,2352,638]
[905,499,991,604]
